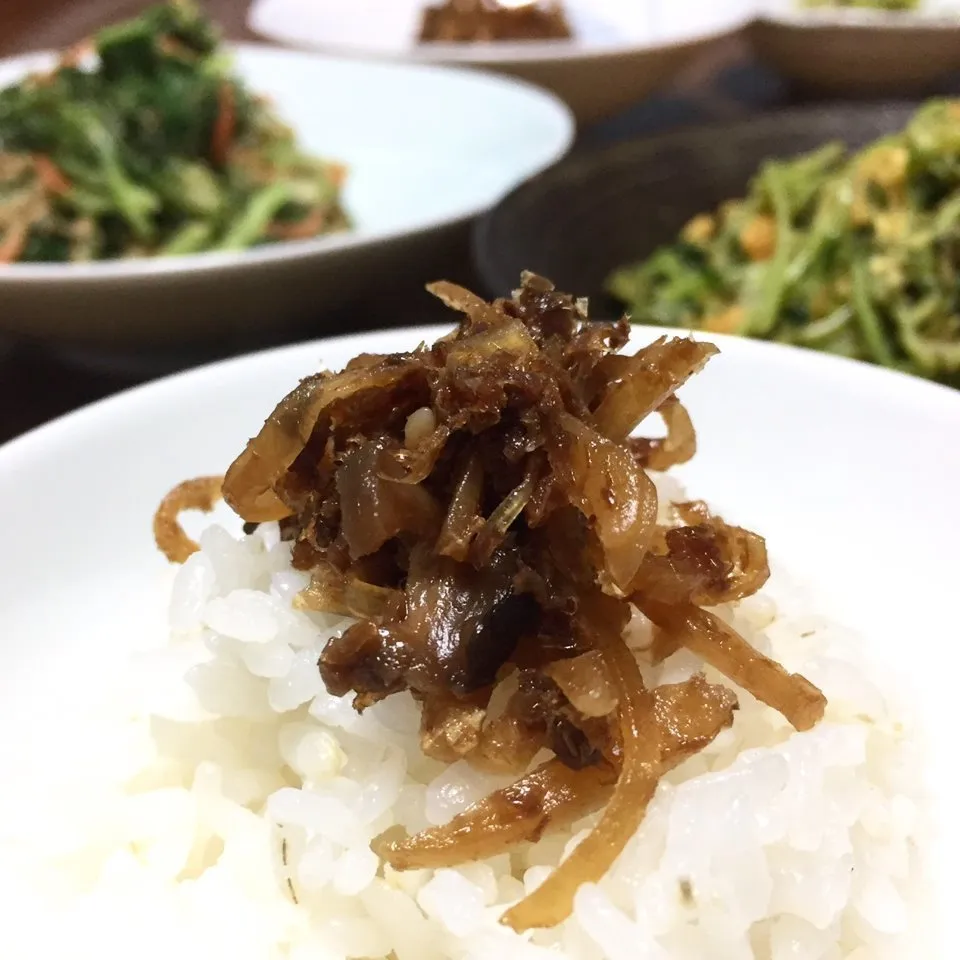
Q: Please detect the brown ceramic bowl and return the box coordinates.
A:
[473,102,917,311]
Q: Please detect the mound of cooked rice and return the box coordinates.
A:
[0,478,922,960]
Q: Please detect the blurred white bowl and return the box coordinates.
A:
[248,0,753,122]
[751,0,960,94]
[0,44,573,348]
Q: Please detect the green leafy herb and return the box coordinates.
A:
[0,0,349,263]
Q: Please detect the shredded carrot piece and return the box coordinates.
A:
[210,82,236,168]
[157,34,196,60]
[33,155,72,196]
[0,224,27,264]
[327,162,348,188]
[153,476,224,563]
[267,207,325,240]
[59,39,93,69]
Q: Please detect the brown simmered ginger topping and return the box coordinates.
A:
[159,273,827,931]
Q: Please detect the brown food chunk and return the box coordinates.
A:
[318,545,540,701]
[632,509,770,607]
[419,0,572,44]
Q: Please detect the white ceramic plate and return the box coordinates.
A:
[248,0,753,122]
[0,325,955,952]
[752,0,960,94]
[0,44,573,347]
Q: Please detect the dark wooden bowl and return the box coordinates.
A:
[473,102,918,317]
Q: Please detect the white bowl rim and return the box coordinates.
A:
[0,42,575,285]
[758,5,960,29]
[3,322,959,469]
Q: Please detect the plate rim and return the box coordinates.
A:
[757,6,960,31]
[0,42,575,285]
[3,319,959,473]
[246,0,751,66]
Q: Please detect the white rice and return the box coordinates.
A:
[0,480,924,960]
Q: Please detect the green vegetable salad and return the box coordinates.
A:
[607,101,960,385]
[0,0,349,263]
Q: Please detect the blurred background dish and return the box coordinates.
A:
[0,43,573,348]
[750,0,960,95]
[246,0,753,122]
[473,101,915,330]
[9,0,960,442]
[0,3,354,267]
